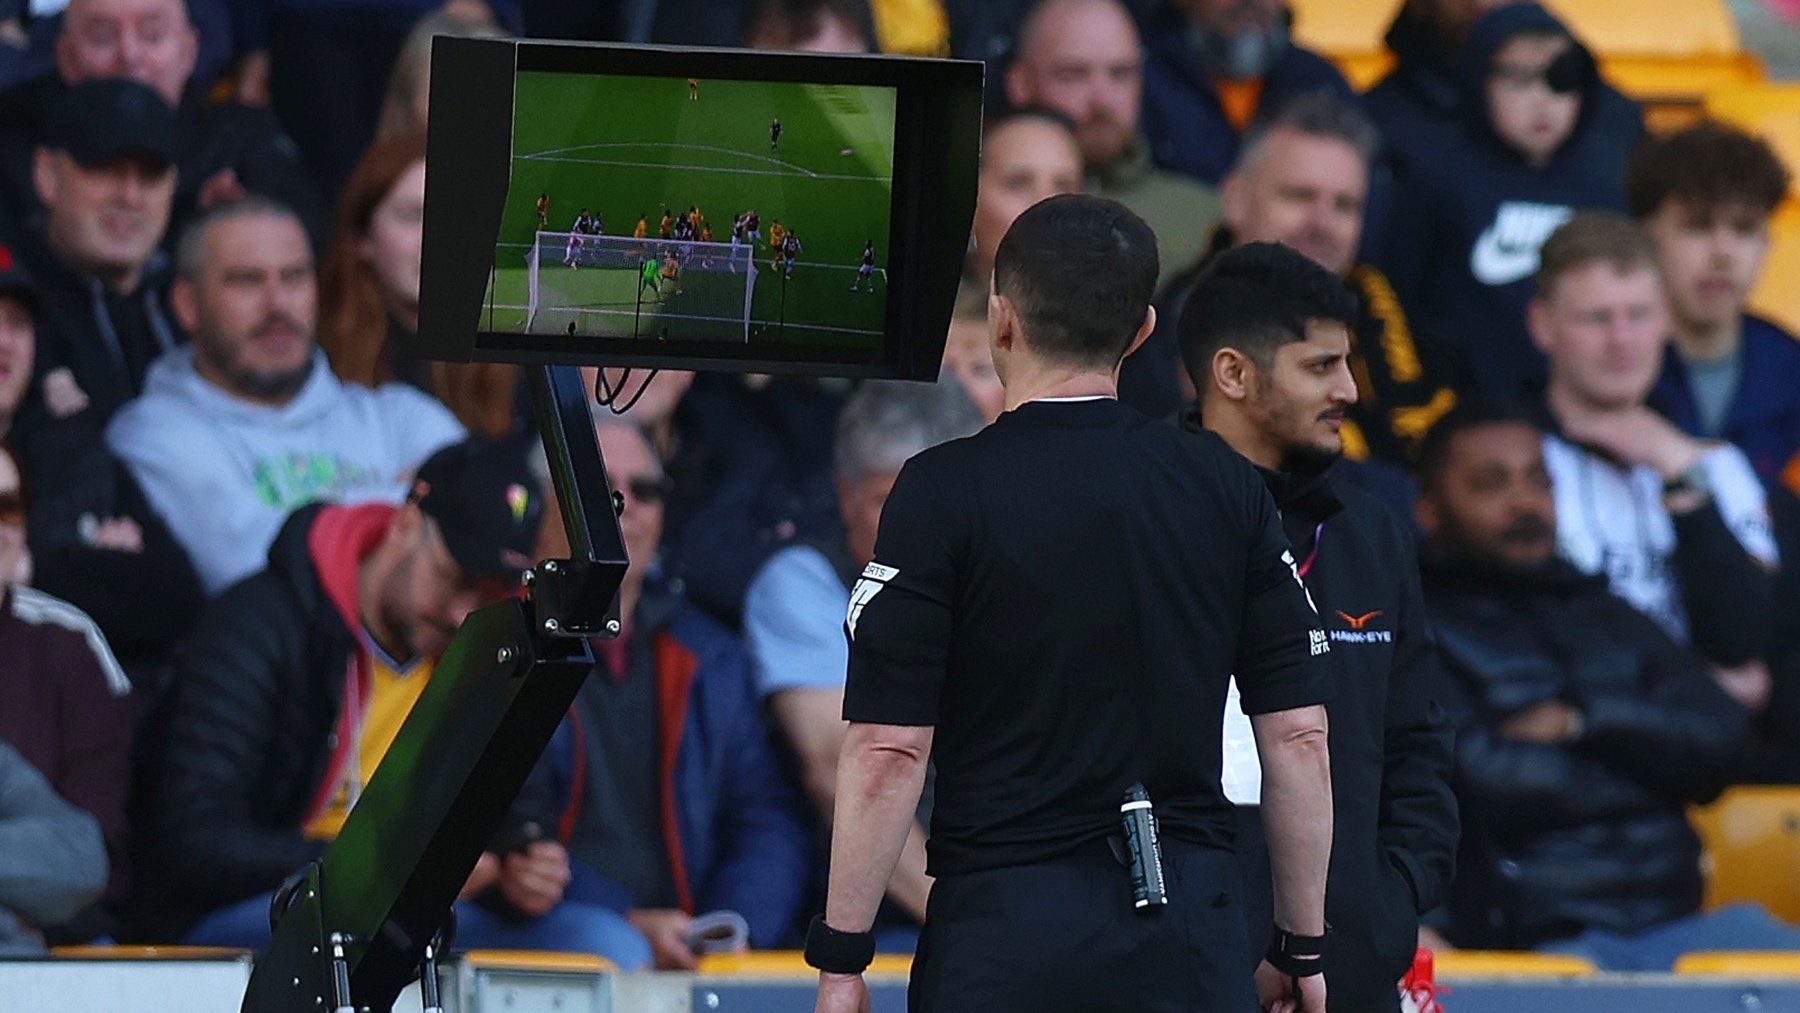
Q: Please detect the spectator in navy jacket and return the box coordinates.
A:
[514,415,811,969]
[1138,0,1355,186]
[1631,121,1800,490]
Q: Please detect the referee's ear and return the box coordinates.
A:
[1121,305,1156,362]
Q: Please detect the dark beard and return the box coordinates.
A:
[225,360,311,403]
[1279,441,1341,477]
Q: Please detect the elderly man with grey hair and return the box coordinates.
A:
[742,377,984,951]
[1124,91,1456,470]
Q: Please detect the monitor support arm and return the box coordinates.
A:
[241,363,629,1012]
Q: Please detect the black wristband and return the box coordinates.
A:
[1266,925,1328,978]
[803,915,876,974]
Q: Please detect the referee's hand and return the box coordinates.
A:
[815,971,870,1013]
[1256,959,1327,1012]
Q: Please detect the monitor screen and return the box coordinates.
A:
[420,39,982,380]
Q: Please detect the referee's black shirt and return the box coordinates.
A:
[843,398,1331,877]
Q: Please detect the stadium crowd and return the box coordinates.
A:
[3,0,1800,995]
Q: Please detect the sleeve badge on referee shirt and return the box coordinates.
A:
[846,562,899,640]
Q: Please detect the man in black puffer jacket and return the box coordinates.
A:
[1414,401,1800,968]
[130,437,570,947]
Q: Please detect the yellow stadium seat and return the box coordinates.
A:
[1676,951,1800,977]
[1289,0,1399,61]
[696,950,913,976]
[457,949,617,973]
[869,0,949,58]
[1705,82,1800,186]
[1690,786,1800,924]
[1292,0,1742,59]
[48,945,252,960]
[1430,950,1598,977]
[1548,0,1740,57]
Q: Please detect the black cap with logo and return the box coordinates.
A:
[44,78,178,169]
[409,436,545,581]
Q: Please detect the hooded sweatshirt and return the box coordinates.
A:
[1373,3,1642,401]
[1365,3,1643,186]
[105,347,464,596]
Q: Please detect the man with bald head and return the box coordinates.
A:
[0,0,326,250]
[1127,93,1456,470]
[1004,0,1219,290]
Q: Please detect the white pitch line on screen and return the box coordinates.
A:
[524,141,816,175]
[488,303,884,337]
[515,154,888,183]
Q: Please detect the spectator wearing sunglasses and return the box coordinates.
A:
[514,413,812,970]
[0,239,200,691]
[0,439,137,946]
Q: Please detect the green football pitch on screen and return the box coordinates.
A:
[487,71,897,352]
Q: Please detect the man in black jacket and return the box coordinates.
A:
[1179,242,1459,1012]
[134,436,629,954]
[0,0,328,251]
[1414,401,1800,968]
[12,78,183,442]
[0,237,200,690]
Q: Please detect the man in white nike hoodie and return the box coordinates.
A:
[106,196,464,596]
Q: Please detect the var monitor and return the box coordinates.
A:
[419,38,983,380]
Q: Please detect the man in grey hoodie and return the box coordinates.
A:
[0,738,107,955]
[106,195,465,596]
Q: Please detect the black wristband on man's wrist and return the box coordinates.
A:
[1266,925,1328,978]
[804,914,876,974]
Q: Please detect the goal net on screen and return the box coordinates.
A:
[525,231,758,342]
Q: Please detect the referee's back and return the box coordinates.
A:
[843,396,1325,877]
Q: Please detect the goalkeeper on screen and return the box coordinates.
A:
[639,257,661,295]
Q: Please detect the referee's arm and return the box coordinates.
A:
[1237,478,1336,1007]
[1251,704,1332,937]
[824,720,935,934]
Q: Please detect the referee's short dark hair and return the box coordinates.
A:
[1415,397,1542,492]
[1176,241,1359,389]
[992,193,1158,367]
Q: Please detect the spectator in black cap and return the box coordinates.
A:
[0,0,327,250]
[0,237,201,692]
[10,77,183,443]
[133,434,632,957]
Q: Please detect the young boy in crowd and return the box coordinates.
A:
[1377,2,1639,402]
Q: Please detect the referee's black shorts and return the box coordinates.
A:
[908,837,1256,1012]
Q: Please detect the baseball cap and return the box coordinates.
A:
[409,436,545,581]
[43,79,177,169]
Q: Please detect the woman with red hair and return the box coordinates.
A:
[318,131,521,437]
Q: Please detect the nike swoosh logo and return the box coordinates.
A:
[1469,225,1543,285]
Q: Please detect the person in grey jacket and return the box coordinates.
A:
[0,738,106,955]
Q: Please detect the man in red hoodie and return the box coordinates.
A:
[134,435,643,961]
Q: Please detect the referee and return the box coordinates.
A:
[806,195,1335,1012]
[1179,243,1459,1012]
